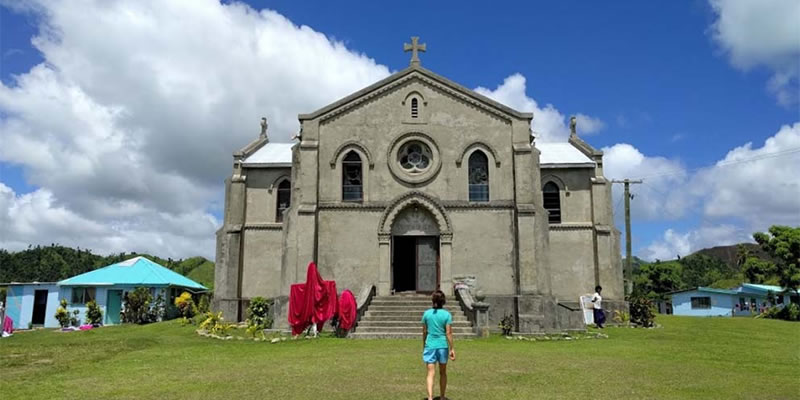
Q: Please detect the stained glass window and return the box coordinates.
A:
[342,151,363,202]
[468,151,489,202]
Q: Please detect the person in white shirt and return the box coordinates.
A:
[591,285,605,328]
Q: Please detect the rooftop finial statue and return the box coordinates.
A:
[260,117,268,139]
[569,115,577,137]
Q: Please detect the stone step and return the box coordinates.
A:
[350,332,476,340]
[364,311,469,319]
[360,314,469,322]
[357,320,473,328]
[370,299,442,303]
[366,305,462,312]
[355,326,475,334]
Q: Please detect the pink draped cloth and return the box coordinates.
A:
[337,290,357,331]
[288,262,338,335]
[3,315,13,334]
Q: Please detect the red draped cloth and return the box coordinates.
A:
[288,262,338,335]
[337,290,357,331]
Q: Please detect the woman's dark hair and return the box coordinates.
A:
[595,285,603,292]
[431,290,446,309]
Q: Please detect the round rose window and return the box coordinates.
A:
[387,133,441,185]
[398,142,432,173]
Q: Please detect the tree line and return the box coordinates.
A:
[0,245,214,289]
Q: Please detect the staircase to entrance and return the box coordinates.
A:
[350,293,476,339]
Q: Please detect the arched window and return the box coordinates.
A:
[411,98,419,118]
[468,151,489,202]
[542,182,561,224]
[342,151,363,202]
[276,180,291,222]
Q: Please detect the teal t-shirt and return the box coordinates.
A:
[421,308,452,349]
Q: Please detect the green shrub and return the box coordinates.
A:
[245,297,272,338]
[197,294,210,314]
[70,310,80,327]
[613,310,631,325]
[763,303,800,321]
[629,296,656,327]
[199,311,233,336]
[85,299,103,326]
[54,299,71,328]
[120,287,162,324]
[498,314,514,336]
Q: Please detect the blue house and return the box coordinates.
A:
[3,256,207,329]
[670,284,798,317]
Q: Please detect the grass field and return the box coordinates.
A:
[0,315,798,399]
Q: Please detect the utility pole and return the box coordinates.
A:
[611,179,642,296]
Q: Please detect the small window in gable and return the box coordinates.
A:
[276,180,291,222]
[411,98,419,118]
[543,182,561,224]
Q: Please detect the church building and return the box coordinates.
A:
[214,38,623,333]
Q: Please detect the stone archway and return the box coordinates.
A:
[377,192,453,296]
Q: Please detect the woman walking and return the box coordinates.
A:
[421,290,455,400]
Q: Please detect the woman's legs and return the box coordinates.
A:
[426,363,436,400]
[439,362,448,399]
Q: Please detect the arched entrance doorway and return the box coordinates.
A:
[391,206,439,293]
[378,191,453,296]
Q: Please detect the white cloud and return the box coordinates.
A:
[693,122,800,225]
[708,0,800,105]
[0,183,218,258]
[0,0,390,257]
[602,143,691,221]
[474,73,605,141]
[637,122,800,260]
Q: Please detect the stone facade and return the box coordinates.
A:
[214,60,622,332]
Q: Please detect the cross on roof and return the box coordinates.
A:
[403,36,426,67]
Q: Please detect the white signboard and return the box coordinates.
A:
[579,295,595,325]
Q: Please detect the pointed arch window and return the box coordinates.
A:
[468,151,489,202]
[411,98,419,118]
[543,182,561,224]
[276,180,291,222]
[342,151,363,202]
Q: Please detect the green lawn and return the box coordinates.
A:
[1,316,798,399]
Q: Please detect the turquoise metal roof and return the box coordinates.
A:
[58,256,207,291]
[740,283,788,294]
[696,287,738,295]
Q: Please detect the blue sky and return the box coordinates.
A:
[0,0,798,259]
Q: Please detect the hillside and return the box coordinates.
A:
[691,243,771,269]
[0,245,214,290]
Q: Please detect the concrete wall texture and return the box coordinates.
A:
[215,65,624,332]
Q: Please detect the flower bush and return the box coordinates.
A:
[174,292,197,319]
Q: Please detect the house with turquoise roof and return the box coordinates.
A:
[670,283,799,317]
[3,256,207,329]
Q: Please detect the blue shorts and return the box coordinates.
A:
[422,348,448,364]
